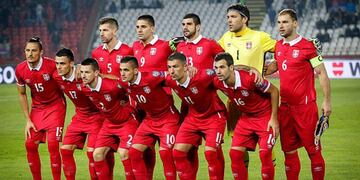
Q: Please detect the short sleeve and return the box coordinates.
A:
[260,32,276,53]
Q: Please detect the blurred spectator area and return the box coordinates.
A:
[0,0,94,64]
[261,0,360,57]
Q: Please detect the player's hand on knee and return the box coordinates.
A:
[25,120,37,139]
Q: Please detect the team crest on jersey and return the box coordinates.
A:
[76,83,82,91]
[99,57,104,62]
[143,86,151,94]
[277,51,281,56]
[25,79,30,83]
[246,41,252,49]
[196,47,203,55]
[104,94,112,101]
[43,74,50,81]
[116,55,122,63]
[206,69,215,76]
[292,50,299,58]
[241,90,249,97]
[226,42,231,47]
[135,50,139,55]
[190,87,198,94]
[150,48,157,55]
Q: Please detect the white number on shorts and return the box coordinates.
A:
[187,57,193,66]
[56,127,63,137]
[267,133,276,147]
[166,134,175,145]
[140,57,146,67]
[184,96,194,104]
[107,63,112,73]
[282,60,287,71]
[216,132,223,145]
[135,94,147,103]
[127,135,133,145]
[34,83,44,92]
[233,98,245,106]
[69,91,77,99]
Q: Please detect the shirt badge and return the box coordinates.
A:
[292,50,299,58]
[241,90,249,97]
[116,55,122,63]
[246,41,252,49]
[190,87,198,94]
[135,50,138,54]
[104,94,112,101]
[99,57,104,62]
[277,51,281,56]
[76,83,82,91]
[43,74,50,81]
[150,48,157,55]
[206,69,215,76]
[196,47,203,55]
[226,42,231,47]
[143,86,151,94]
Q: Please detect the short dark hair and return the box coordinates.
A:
[227,3,250,26]
[99,16,119,29]
[26,36,43,50]
[168,52,187,65]
[214,52,234,66]
[81,58,99,71]
[137,14,155,26]
[278,9,298,21]
[121,56,139,68]
[183,13,201,25]
[56,48,74,62]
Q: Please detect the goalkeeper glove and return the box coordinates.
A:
[310,37,323,55]
[169,36,185,51]
[314,113,329,145]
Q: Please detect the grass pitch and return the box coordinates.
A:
[0,79,359,179]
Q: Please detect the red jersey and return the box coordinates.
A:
[274,35,318,105]
[81,77,134,125]
[53,68,100,120]
[119,71,177,119]
[213,70,272,116]
[91,41,133,76]
[176,35,224,69]
[165,69,226,118]
[132,36,173,72]
[15,57,65,108]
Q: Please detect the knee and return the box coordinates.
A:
[229,149,244,162]
[159,148,172,160]
[172,149,187,161]
[47,141,59,154]
[93,149,105,162]
[204,150,217,163]
[259,150,272,164]
[25,140,39,152]
[118,149,129,160]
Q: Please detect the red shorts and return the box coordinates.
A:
[231,111,276,151]
[279,101,321,153]
[28,103,66,143]
[132,112,180,149]
[95,117,138,151]
[175,111,226,148]
[63,113,103,149]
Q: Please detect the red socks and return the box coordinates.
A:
[217,147,225,180]
[144,147,156,180]
[309,151,325,180]
[173,149,195,180]
[106,152,114,180]
[25,140,42,180]
[48,141,61,180]
[94,160,110,180]
[122,158,135,180]
[284,152,301,180]
[129,147,147,179]
[259,150,274,180]
[86,151,98,180]
[229,149,248,180]
[159,149,176,180]
[60,149,76,180]
[204,150,224,180]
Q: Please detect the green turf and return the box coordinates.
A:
[1,79,359,179]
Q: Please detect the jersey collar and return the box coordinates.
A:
[28,57,43,71]
[141,35,159,46]
[177,73,190,88]
[103,40,122,50]
[234,27,250,37]
[223,70,241,89]
[62,67,75,82]
[282,34,302,46]
[130,72,142,85]
[88,76,102,92]
[186,35,202,44]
